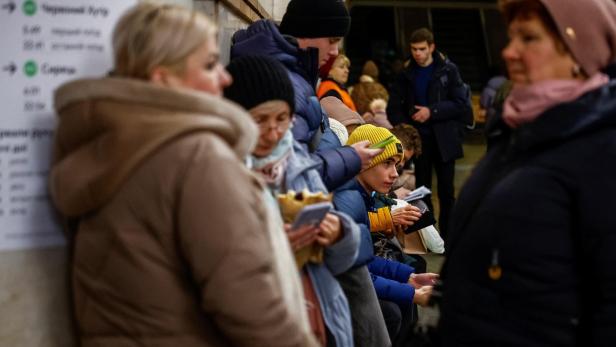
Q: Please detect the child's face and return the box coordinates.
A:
[358,156,401,194]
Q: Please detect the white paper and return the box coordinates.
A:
[403,185,432,202]
[0,0,137,251]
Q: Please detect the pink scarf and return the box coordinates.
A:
[503,73,609,128]
[253,153,290,187]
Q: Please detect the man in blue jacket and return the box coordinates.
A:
[231,0,381,191]
[387,28,470,239]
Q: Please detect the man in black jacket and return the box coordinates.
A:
[387,28,469,239]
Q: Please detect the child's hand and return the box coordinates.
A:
[412,285,433,306]
[408,273,439,288]
[391,205,421,226]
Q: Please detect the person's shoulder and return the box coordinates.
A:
[334,189,367,219]
[333,185,362,204]
[443,58,460,73]
[165,133,239,165]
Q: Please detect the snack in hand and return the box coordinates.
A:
[278,189,332,268]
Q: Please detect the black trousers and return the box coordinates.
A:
[413,133,455,240]
[379,299,416,347]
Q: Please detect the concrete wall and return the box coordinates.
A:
[0,248,73,347]
[272,0,290,22]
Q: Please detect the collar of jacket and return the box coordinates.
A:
[488,79,616,156]
[51,77,257,217]
[285,140,321,187]
[231,19,319,89]
[321,77,349,91]
[339,178,376,212]
[404,50,448,80]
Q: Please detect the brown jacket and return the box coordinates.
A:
[50,78,318,347]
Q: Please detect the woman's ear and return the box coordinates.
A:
[150,66,179,87]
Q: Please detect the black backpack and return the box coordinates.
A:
[439,64,475,130]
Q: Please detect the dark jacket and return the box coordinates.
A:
[439,79,616,346]
[334,179,416,306]
[387,51,468,162]
[231,20,361,190]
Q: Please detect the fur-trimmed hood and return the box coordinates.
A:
[50,77,257,217]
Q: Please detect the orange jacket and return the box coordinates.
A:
[317,79,357,111]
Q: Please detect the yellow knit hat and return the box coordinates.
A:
[347,124,403,169]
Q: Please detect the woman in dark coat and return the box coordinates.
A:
[438,0,616,346]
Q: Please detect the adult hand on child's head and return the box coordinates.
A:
[408,273,439,289]
[284,224,319,251]
[350,140,383,170]
[316,213,341,247]
[391,205,421,226]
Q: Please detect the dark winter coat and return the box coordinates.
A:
[439,78,616,346]
[387,52,468,162]
[231,20,361,190]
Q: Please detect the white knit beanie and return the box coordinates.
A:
[328,117,349,145]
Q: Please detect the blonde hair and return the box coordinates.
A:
[112,2,217,79]
[333,54,351,69]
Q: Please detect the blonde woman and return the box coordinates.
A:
[49,3,317,347]
[317,54,357,111]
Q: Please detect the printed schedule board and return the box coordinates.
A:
[0,0,137,251]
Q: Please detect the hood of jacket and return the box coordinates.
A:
[488,79,616,154]
[51,77,257,217]
[231,19,319,88]
[284,139,324,192]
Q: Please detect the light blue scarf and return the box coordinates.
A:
[249,130,294,190]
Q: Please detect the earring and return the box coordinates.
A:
[572,64,581,78]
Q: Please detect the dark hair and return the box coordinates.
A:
[409,28,434,45]
[500,0,567,54]
[391,124,422,156]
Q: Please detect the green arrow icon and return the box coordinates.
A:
[22,0,37,16]
[23,60,37,77]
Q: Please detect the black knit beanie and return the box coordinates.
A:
[224,55,295,113]
[279,0,351,38]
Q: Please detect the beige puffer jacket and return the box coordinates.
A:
[50,77,318,347]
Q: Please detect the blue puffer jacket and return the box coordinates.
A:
[265,138,360,347]
[334,179,416,306]
[231,19,361,191]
